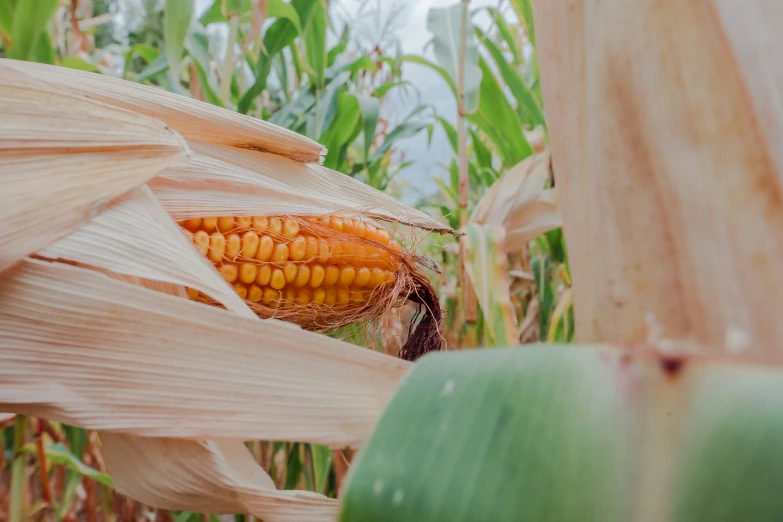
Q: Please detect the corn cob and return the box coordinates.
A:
[179,215,401,311]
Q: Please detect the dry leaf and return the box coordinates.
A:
[0,58,323,164]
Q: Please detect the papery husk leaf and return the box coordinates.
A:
[0,58,323,164]
[460,224,518,345]
[0,65,189,273]
[340,344,783,522]
[150,142,451,233]
[0,258,408,447]
[534,0,783,361]
[38,186,254,318]
[469,150,561,251]
[99,434,338,522]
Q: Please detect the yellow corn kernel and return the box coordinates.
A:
[239,263,258,284]
[282,219,300,238]
[369,268,386,288]
[252,216,269,234]
[269,217,283,235]
[338,266,356,287]
[325,288,337,306]
[324,265,340,287]
[329,216,344,233]
[235,285,248,299]
[271,243,289,263]
[256,235,274,261]
[186,287,200,300]
[314,216,330,228]
[270,268,286,290]
[202,217,218,232]
[193,230,210,255]
[353,267,371,288]
[312,288,326,304]
[182,217,202,232]
[248,284,263,302]
[235,216,253,229]
[353,221,366,238]
[309,265,325,288]
[284,287,296,305]
[305,237,318,261]
[209,233,226,263]
[263,287,280,307]
[219,263,238,283]
[217,216,235,233]
[377,228,392,246]
[241,231,259,258]
[290,236,307,261]
[225,233,241,260]
[298,287,312,305]
[256,265,272,286]
[365,223,379,244]
[318,239,330,263]
[283,262,297,283]
[384,271,395,284]
[332,242,344,263]
[337,287,350,306]
[294,265,310,287]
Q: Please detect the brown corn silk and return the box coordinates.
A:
[178,214,443,361]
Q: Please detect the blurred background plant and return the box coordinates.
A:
[0,0,570,519]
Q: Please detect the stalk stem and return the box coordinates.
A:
[9,415,28,522]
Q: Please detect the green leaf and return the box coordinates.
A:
[303,0,327,88]
[510,0,536,47]
[135,53,169,83]
[476,25,545,129]
[356,95,380,163]
[461,224,518,346]
[341,344,783,522]
[468,58,532,167]
[60,56,101,72]
[22,442,113,487]
[32,29,54,64]
[487,7,524,65]
[268,0,302,34]
[311,444,333,495]
[469,129,492,170]
[426,3,482,113]
[433,177,459,206]
[163,0,194,75]
[7,0,57,61]
[321,91,361,149]
[0,0,13,36]
[313,70,351,139]
[199,1,223,24]
[400,54,457,98]
[372,80,409,98]
[131,43,161,64]
[185,20,223,107]
[437,116,458,153]
[532,254,554,334]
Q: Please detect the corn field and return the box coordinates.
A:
[2,0,782,520]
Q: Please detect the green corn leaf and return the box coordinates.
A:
[0,0,13,36]
[32,29,54,64]
[513,0,536,48]
[356,94,380,164]
[468,58,532,167]
[60,56,101,72]
[487,7,524,65]
[21,442,113,487]
[268,0,302,33]
[461,223,518,346]
[469,129,492,170]
[475,25,546,129]
[184,20,223,107]
[321,90,361,149]
[311,444,333,495]
[313,70,351,139]
[7,0,57,61]
[163,0,194,77]
[130,43,161,64]
[303,0,327,88]
[135,53,169,83]
[437,116,458,153]
[372,80,410,98]
[340,344,783,522]
[426,2,482,113]
[433,177,459,206]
